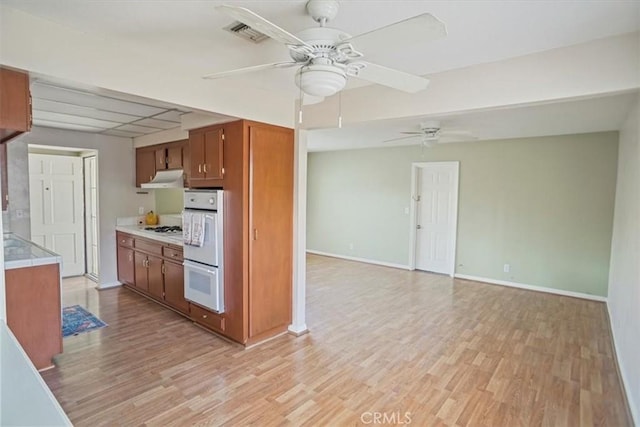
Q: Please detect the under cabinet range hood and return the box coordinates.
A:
[141,169,185,189]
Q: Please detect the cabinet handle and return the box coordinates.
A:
[253,229,258,240]
[203,164,208,173]
[202,314,207,319]
[221,167,225,175]
[161,263,166,275]
[121,239,125,244]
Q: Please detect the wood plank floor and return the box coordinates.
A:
[42,255,632,426]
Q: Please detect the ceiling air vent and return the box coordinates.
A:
[224,21,269,43]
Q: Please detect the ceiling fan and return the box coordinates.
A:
[384,120,477,147]
[204,0,447,100]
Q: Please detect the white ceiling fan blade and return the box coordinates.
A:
[400,131,425,135]
[217,5,312,48]
[343,13,446,54]
[352,61,430,93]
[383,135,421,143]
[202,62,298,80]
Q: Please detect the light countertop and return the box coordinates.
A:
[116,225,184,247]
[3,233,63,270]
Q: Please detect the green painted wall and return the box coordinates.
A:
[307,132,618,297]
[154,188,183,214]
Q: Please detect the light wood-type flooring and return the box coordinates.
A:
[42,255,632,426]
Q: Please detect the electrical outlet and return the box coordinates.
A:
[349,243,354,250]
[503,263,510,273]
[138,206,144,215]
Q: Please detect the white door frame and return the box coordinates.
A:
[408,161,460,276]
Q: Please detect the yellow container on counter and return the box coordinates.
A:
[145,211,159,225]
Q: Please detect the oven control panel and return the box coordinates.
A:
[184,189,222,211]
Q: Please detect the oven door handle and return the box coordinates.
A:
[184,260,217,275]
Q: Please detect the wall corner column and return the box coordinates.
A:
[289,128,308,336]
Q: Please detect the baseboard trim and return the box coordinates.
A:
[306,250,411,271]
[606,303,638,426]
[454,274,607,302]
[97,281,123,290]
[288,324,309,337]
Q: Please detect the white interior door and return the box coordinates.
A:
[29,153,85,277]
[414,162,459,275]
[83,156,99,279]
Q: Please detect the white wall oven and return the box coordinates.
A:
[183,189,224,313]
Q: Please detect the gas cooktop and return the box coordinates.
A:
[144,226,182,234]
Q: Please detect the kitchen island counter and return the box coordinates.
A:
[3,232,63,270]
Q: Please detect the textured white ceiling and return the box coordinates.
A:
[4,0,640,95]
[308,92,639,151]
[2,1,638,143]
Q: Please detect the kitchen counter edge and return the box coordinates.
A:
[115,226,184,247]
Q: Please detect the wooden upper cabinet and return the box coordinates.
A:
[154,148,167,171]
[166,144,183,170]
[136,148,156,187]
[135,139,188,187]
[0,68,32,144]
[188,125,224,187]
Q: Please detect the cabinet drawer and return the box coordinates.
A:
[190,304,225,332]
[134,239,163,255]
[163,246,183,261]
[116,232,134,248]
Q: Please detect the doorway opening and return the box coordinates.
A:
[408,161,459,276]
[28,146,99,280]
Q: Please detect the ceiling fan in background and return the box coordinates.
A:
[204,0,447,101]
[384,120,478,148]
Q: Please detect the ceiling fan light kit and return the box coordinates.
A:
[296,63,346,97]
[207,0,446,102]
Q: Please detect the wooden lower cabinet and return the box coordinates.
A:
[164,260,189,313]
[5,263,62,370]
[190,304,225,333]
[134,252,150,292]
[117,246,134,285]
[118,233,189,316]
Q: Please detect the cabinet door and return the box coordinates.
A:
[166,145,183,170]
[1,68,31,143]
[164,260,189,313]
[147,255,164,300]
[136,149,156,187]
[155,148,167,171]
[248,126,294,337]
[189,130,205,180]
[204,128,224,180]
[134,252,149,291]
[117,246,135,285]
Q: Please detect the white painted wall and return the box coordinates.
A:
[608,94,640,425]
[302,32,640,129]
[8,127,155,288]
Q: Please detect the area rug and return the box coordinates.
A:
[62,305,108,337]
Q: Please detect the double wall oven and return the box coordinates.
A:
[183,189,224,313]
